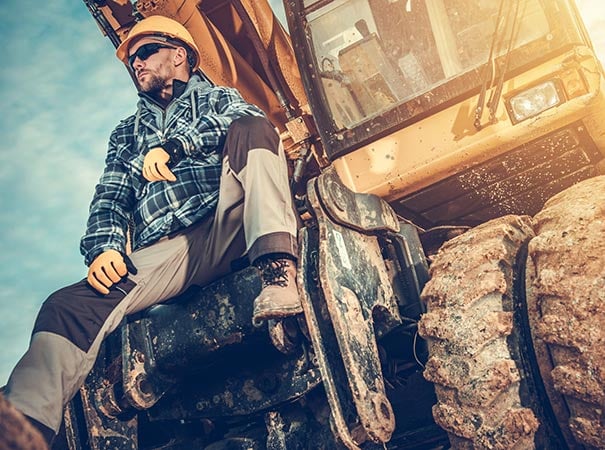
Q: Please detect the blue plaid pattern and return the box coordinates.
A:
[80,75,265,265]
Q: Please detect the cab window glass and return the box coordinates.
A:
[307,0,550,129]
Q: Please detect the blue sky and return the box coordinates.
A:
[0,0,137,384]
[0,0,603,386]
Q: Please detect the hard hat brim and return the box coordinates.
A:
[115,16,200,69]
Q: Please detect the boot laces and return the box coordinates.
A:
[257,259,290,288]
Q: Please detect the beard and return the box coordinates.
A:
[138,72,168,95]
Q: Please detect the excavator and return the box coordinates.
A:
[48,0,605,448]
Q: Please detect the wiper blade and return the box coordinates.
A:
[488,0,523,123]
[474,0,509,130]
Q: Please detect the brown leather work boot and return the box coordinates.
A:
[252,256,303,325]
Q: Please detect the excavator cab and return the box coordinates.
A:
[286,0,605,227]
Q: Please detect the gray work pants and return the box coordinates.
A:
[5,116,298,433]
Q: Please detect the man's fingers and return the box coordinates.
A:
[142,164,151,181]
[96,267,114,287]
[87,249,128,295]
[87,270,111,295]
[89,278,109,295]
[111,259,128,278]
[143,164,153,181]
[151,162,163,180]
[104,262,123,283]
[143,162,175,182]
[156,162,176,182]
[143,163,160,182]
[143,148,175,182]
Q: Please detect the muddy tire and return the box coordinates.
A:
[526,176,605,449]
[418,215,539,449]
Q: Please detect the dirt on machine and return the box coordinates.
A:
[13,0,604,448]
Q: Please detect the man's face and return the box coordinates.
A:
[128,37,178,93]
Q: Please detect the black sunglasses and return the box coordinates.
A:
[128,43,176,69]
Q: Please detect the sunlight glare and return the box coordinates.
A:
[576,0,605,65]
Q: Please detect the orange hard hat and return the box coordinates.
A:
[116,15,200,69]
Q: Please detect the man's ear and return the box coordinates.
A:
[173,47,188,67]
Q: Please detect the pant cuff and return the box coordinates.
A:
[249,232,297,264]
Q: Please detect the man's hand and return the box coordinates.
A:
[87,249,128,295]
[143,147,177,182]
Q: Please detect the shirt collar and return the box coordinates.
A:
[171,79,188,99]
[138,77,190,108]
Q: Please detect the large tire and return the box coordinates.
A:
[526,176,605,449]
[418,215,540,449]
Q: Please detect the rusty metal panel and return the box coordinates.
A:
[71,339,138,450]
[116,268,321,421]
[147,349,321,420]
[299,168,403,447]
[316,166,400,233]
[298,226,361,448]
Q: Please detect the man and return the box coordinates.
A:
[3,15,302,446]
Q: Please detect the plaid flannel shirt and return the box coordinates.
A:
[80,74,265,265]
